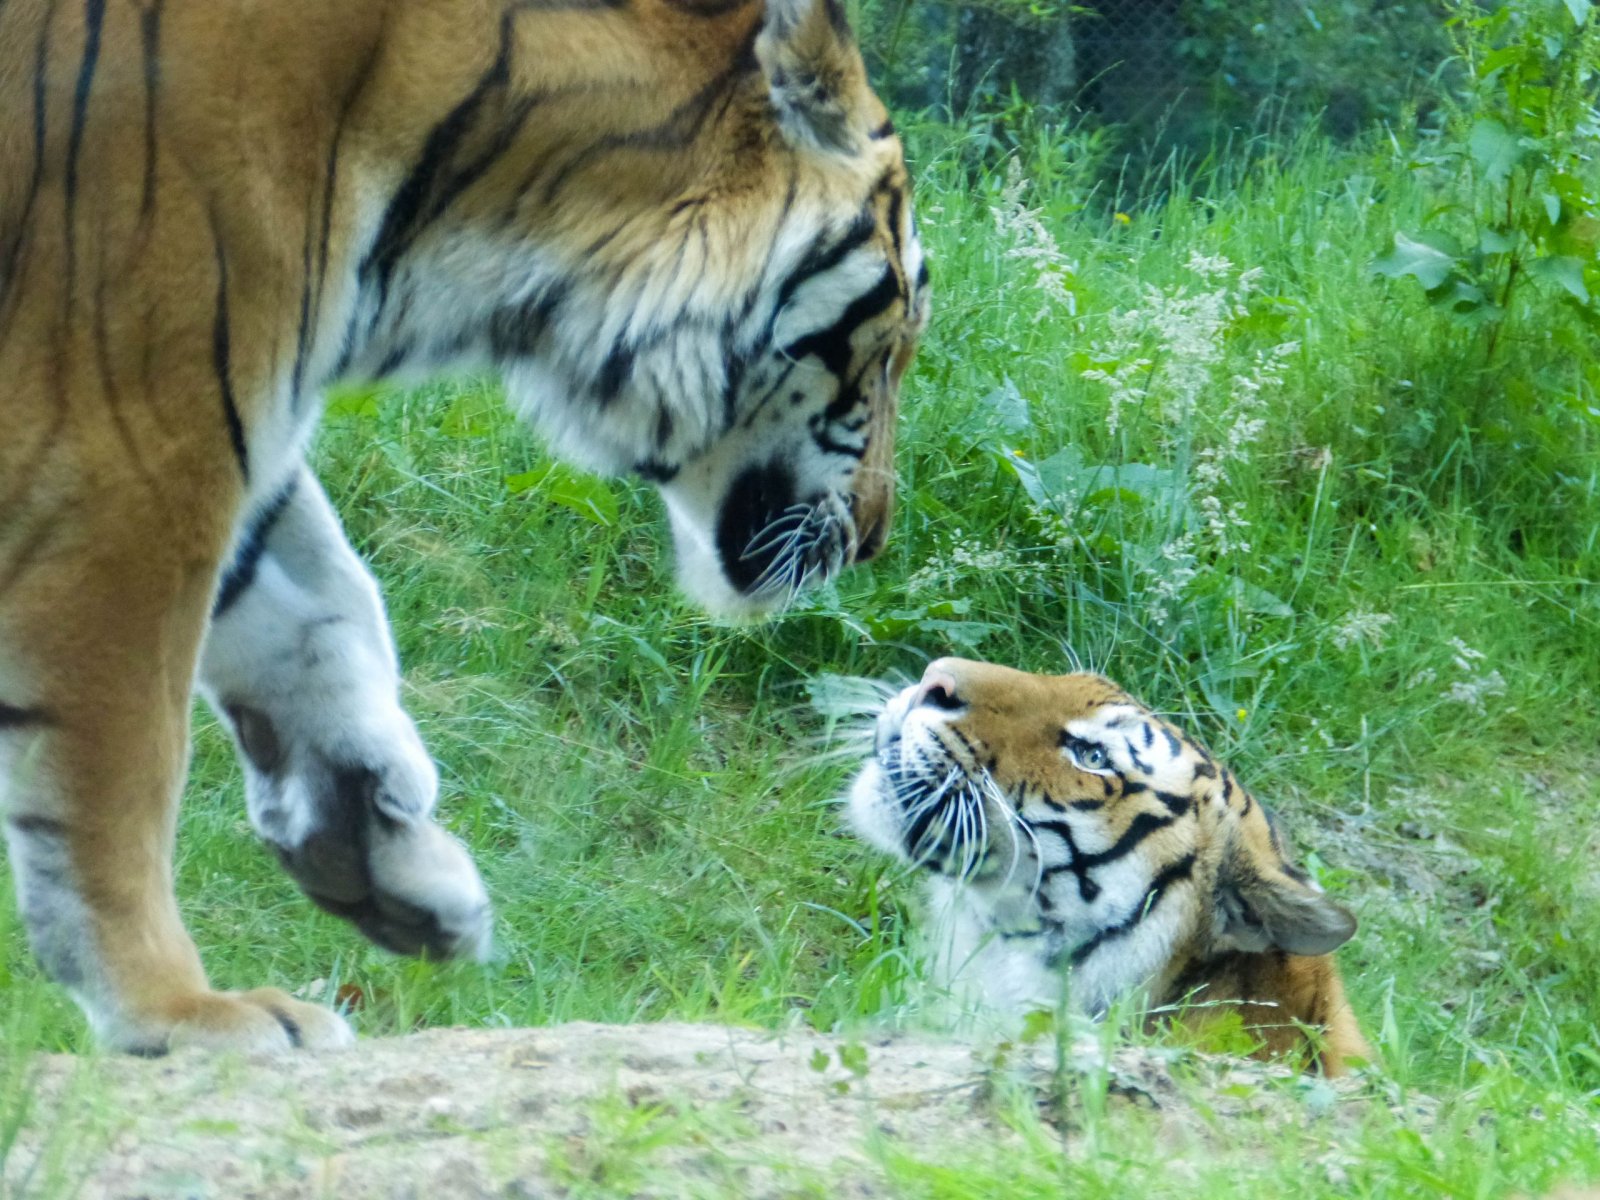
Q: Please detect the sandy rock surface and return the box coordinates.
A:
[9,1021,1343,1199]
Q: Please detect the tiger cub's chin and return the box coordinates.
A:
[847,657,1373,1076]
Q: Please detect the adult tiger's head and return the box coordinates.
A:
[355,0,928,618]
[848,659,1369,1073]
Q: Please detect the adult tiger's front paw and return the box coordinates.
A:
[112,988,355,1055]
[226,704,493,962]
[282,790,494,962]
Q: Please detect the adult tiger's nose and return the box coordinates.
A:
[853,511,889,562]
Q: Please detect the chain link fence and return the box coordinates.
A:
[861,0,1454,143]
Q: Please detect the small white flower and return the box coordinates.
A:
[1447,670,1507,714]
[991,159,1078,323]
[909,530,1034,594]
[1328,609,1396,651]
[1070,255,1296,621]
[1448,637,1486,671]
[1186,251,1235,280]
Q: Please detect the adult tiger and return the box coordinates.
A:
[0,0,928,1053]
[849,660,1369,1075]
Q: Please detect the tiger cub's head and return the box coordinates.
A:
[848,658,1359,1031]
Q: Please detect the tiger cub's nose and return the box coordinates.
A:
[913,663,962,711]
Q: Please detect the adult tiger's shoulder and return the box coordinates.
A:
[849,659,1370,1075]
[0,0,926,1053]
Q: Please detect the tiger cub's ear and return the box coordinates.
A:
[1215,834,1358,958]
[756,0,872,155]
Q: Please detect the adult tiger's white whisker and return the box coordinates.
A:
[751,512,842,601]
[747,521,817,592]
[741,518,807,566]
[738,503,813,562]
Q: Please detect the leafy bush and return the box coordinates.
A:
[1370,0,1599,521]
[1181,0,1456,137]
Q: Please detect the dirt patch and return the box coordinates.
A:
[6,1021,1380,1199]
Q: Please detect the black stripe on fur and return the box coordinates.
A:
[7,813,67,835]
[138,0,161,219]
[207,204,249,480]
[0,703,50,729]
[361,11,530,319]
[0,16,52,320]
[213,477,298,617]
[1063,851,1198,968]
[62,0,106,303]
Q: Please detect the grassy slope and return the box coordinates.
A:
[5,124,1600,1196]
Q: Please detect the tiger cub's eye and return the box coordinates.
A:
[1061,734,1111,773]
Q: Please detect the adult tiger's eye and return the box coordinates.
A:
[1079,745,1108,770]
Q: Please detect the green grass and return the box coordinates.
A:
[4,116,1600,1197]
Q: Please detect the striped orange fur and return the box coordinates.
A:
[0,0,927,1053]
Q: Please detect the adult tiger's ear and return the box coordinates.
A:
[1214,833,1357,957]
[757,0,872,155]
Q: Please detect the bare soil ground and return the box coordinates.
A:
[6,1021,1371,1199]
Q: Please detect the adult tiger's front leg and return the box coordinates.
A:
[199,468,491,963]
[0,468,351,1055]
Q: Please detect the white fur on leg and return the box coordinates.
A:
[199,467,492,961]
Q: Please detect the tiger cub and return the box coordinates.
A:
[848,658,1370,1075]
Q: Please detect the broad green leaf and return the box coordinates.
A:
[913,618,1006,650]
[1468,118,1523,184]
[1543,191,1563,226]
[981,377,1032,436]
[1372,231,1462,290]
[323,384,384,420]
[504,463,619,525]
[1034,447,1088,503]
[1425,276,1498,323]
[1004,445,1084,510]
[1550,172,1591,206]
[1079,461,1181,504]
[1528,255,1591,302]
[1480,228,1516,255]
[439,392,494,439]
[1005,451,1051,509]
[867,611,1005,649]
[1228,579,1294,619]
[1478,45,1526,78]
[864,612,919,640]
[1426,276,1488,312]
[1565,0,1591,26]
